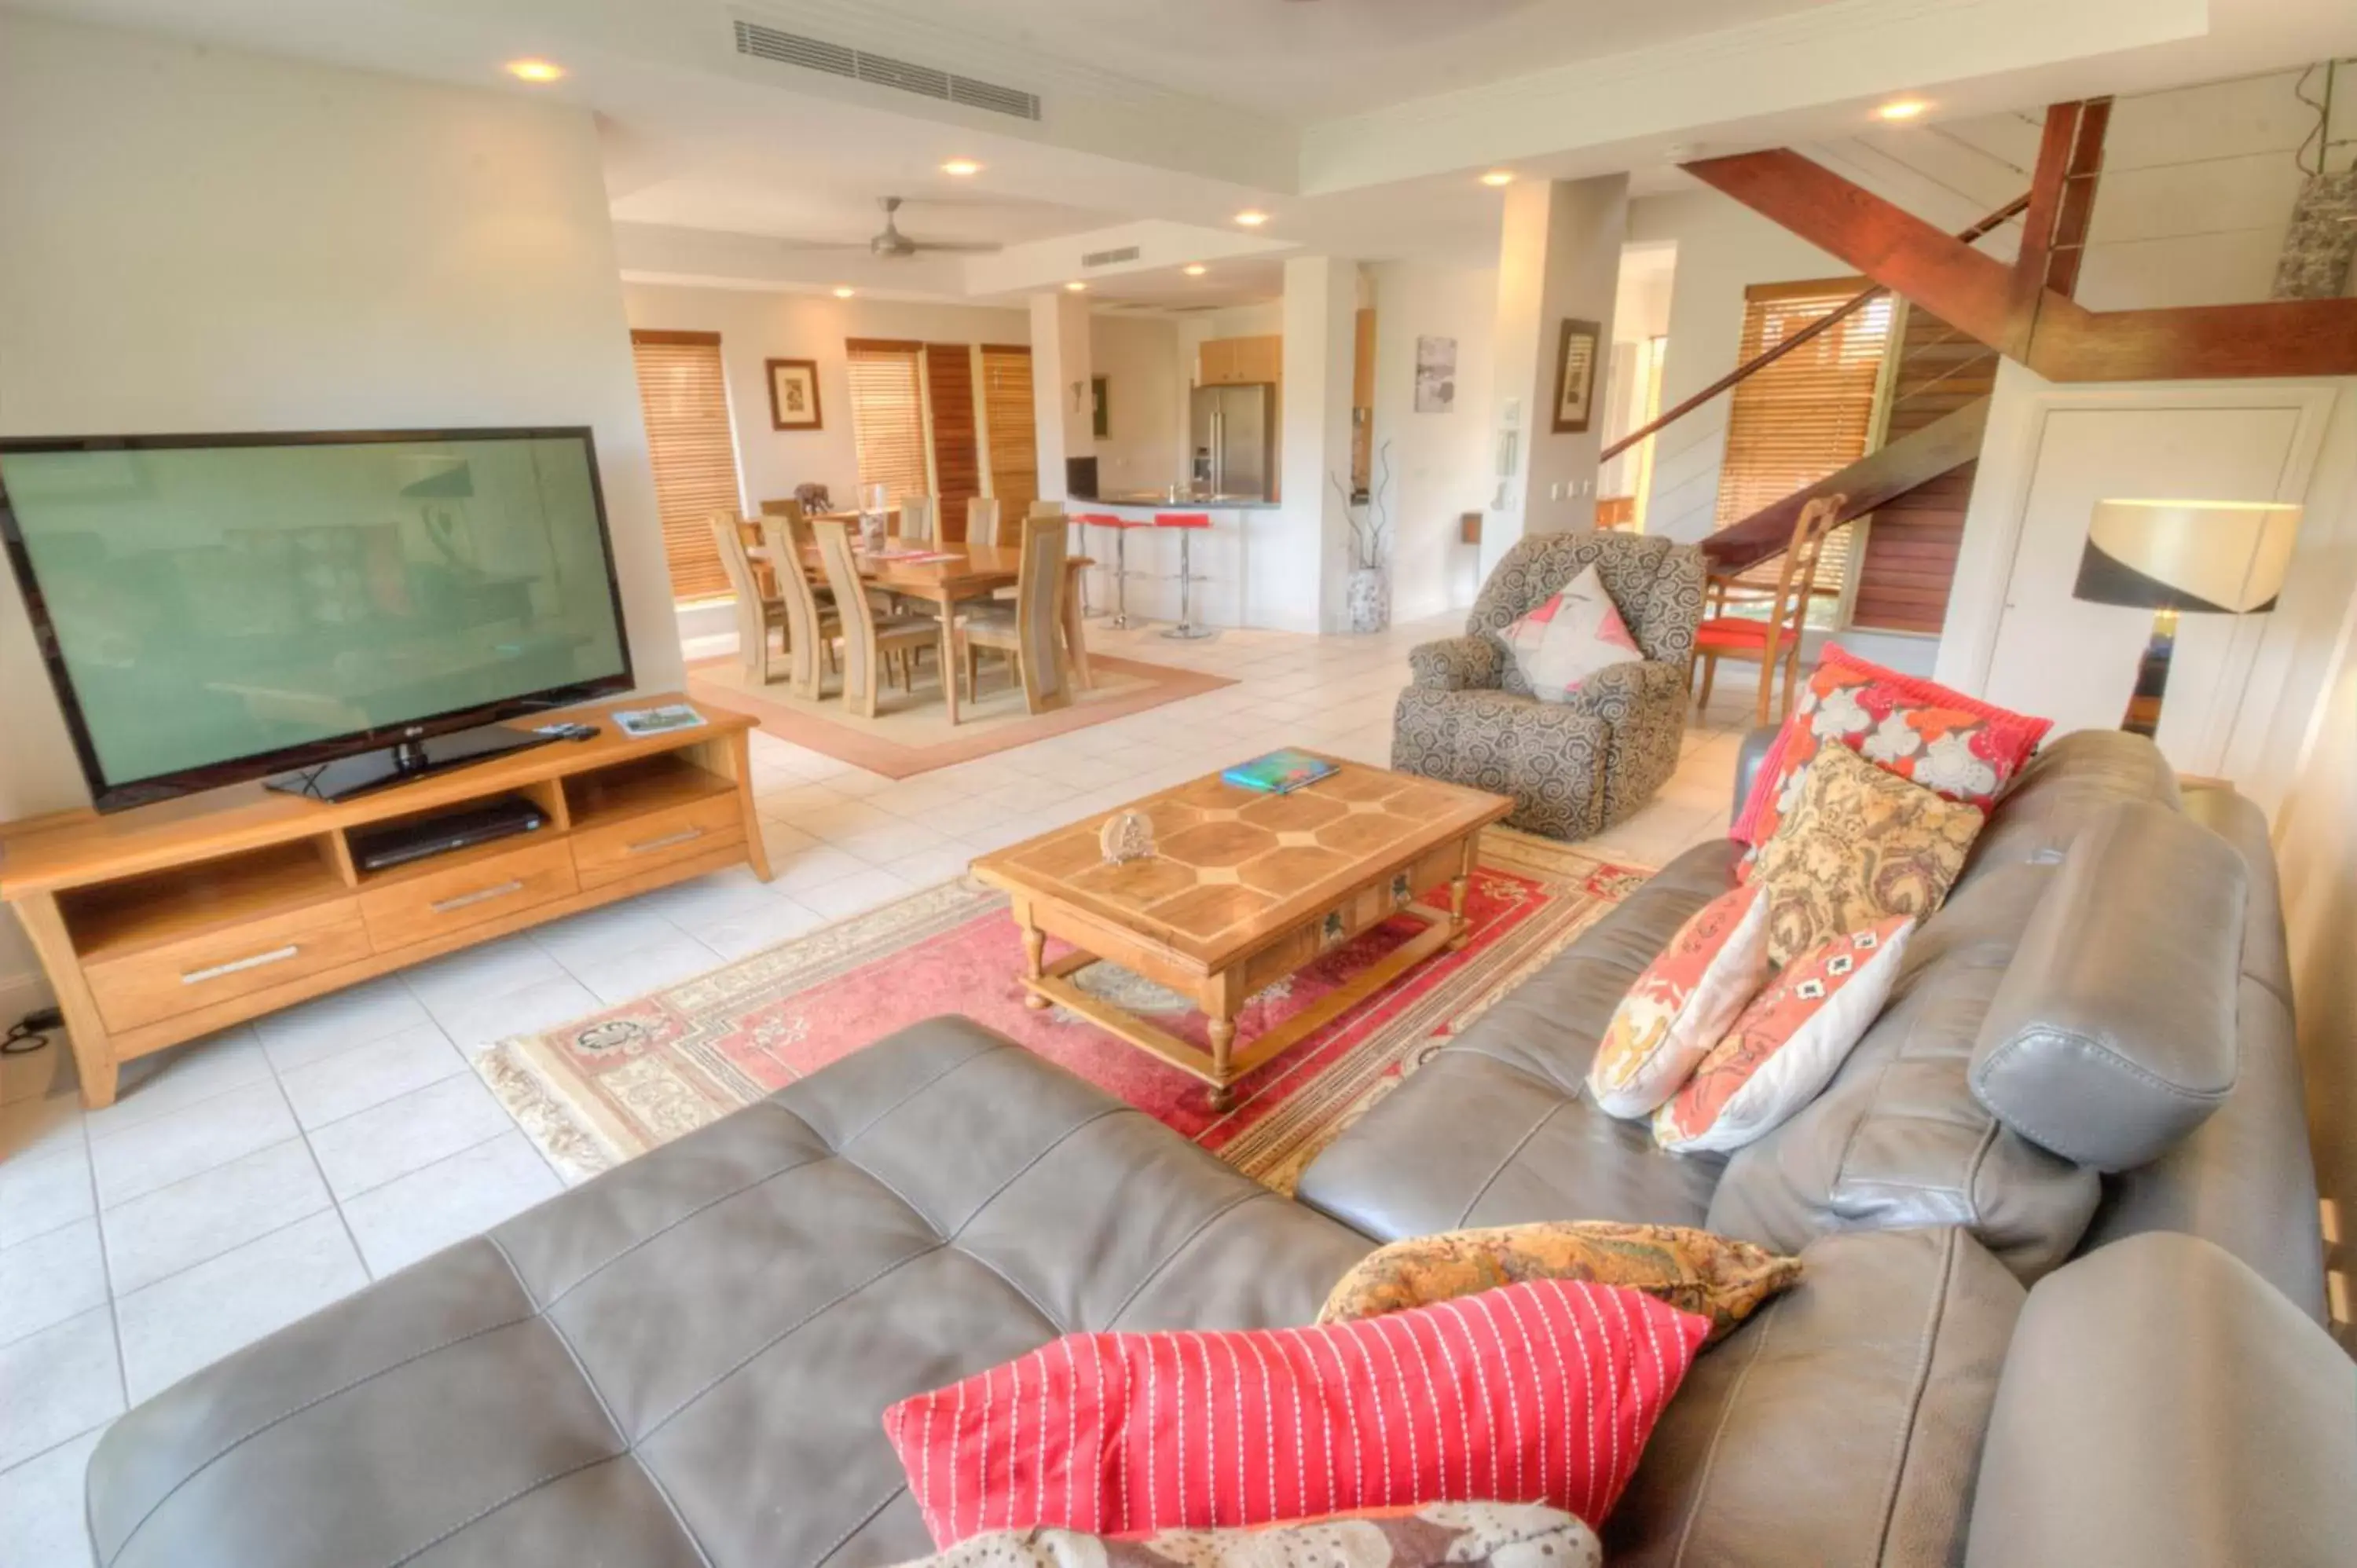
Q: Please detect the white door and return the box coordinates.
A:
[1980,404,2305,772]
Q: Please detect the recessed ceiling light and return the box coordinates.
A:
[1183,264,1208,277]
[1875,97,1930,122]
[1065,281,1087,292]
[832,286,856,299]
[1234,210,1270,227]
[1479,170,1515,187]
[940,159,982,177]
[504,58,565,83]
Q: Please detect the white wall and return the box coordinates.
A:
[1090,313,1184,494]
[1627,189,1849,544]
[1366,262,1497,621]
[620,284,1030,512]
[2273,584,2357,1354]
[0,12,676,1008]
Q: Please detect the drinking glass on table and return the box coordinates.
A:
[859,483,889,551]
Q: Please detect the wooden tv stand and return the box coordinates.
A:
[0,694,768,1108]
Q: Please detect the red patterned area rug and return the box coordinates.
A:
[480,830,1650,1195]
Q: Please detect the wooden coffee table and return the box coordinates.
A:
[970,757,1513,1108]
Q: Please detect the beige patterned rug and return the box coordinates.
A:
[481,830,1650,1194]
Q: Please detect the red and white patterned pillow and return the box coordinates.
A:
[1586,883,1772,1118]
[880,1280,1708,1547]
[1733,646,2051,851]
[1653,915,1915,1155]
[1499,565,1644,702]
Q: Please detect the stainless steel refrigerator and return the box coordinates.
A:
[1189,384,1275,500]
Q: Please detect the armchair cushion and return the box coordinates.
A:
[1500,564,1645,702]
[1407,634,1504,692]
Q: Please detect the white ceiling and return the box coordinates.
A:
[896,0,1838,123]
[20,0,2357,310]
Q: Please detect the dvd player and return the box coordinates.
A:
[350,796,549,872]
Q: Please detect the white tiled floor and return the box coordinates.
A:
[0,611,1758,1564]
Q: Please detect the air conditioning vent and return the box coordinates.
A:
[1081,246,1142,269]
[733,20,1042,122]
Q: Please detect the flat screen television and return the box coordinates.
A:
[1,427,635,812]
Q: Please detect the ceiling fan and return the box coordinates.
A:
[782,196,1002,258]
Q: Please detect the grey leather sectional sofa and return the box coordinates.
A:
[87,730,2352,1567]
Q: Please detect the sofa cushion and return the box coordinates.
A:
[1705,859,2102,1282]
[1296,843,1740,1241]
[1733,643,2052,848]
[1954,727,2180,882]
[885,1278,1706,1544]
[1606,1225,2025,1568]
[1653,914,1914,1155]
[2078,787,2327,1319]
[1969,801,2245,1171]
[1316,1221,1802,1345]
[1751,741,1981,965]
[1963,1233,2357,1568]
[1588,882,1771,1118]
[87,1018,1372,1568]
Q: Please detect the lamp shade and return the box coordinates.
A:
[2073,499,2302,614]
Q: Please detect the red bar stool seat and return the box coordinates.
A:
[1067,512,1122,618]
[1153,513,1215,639]
[1080,513,1151,629]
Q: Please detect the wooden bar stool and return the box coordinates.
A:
[1153,512,1215,639]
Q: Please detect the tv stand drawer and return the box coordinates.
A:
[573,793,743,889]
[361,837,577,951]
[86,900,372,1033]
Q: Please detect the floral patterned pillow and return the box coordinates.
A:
[1733,645,2051,851]
[1586,882,1772,1118]
[1654,915,1915,1155]
[1499,563,1644,702]
[1750,742,1981,966]
[1317,1220,1802,1346]
[896,1503,1603,1568]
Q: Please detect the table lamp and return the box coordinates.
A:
[2073,498,2302,737]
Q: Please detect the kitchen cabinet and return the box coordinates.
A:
[1198,334,1281,387]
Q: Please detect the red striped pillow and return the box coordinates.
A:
[880,1280,1708,1548]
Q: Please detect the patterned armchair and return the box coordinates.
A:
[1392,531,1705,840]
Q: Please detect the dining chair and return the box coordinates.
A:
[708,511,787,683]
[898,495,936,544]
[1692,493,1848,726]
[759,507,841,700]
[966,496,1003,548]
[957,513,1072,716]
[810,515,942,719]
[1029,500,1083,614]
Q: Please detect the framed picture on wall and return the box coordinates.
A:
[766,358,823,430]
[1552,319,1600,434]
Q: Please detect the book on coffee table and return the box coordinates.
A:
[1219,749,1339,795]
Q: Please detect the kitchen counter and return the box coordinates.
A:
[1076,492,1281,511]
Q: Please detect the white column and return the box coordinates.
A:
[1486,174,1628,579]
[1029,289,1094,501]
[1271,254,1359,633]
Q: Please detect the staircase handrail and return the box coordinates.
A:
[1600,192,2029,463]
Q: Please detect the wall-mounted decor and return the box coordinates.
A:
[1414,335,1457,413]
[766,358,823,430]
[1091,375,1109,438]
[1552,319,1600,433]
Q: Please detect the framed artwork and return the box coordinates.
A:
[1091,375,1109,438]
[766,358,823,430]
[1552,319,1600,433]
[1414,335,1457,412]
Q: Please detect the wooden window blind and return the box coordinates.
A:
[1714,280,1893,597]
[979,345,1038,509]
[629,329,741,601]
[846,339,931,506]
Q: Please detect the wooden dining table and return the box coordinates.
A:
[751,529,1095,725]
